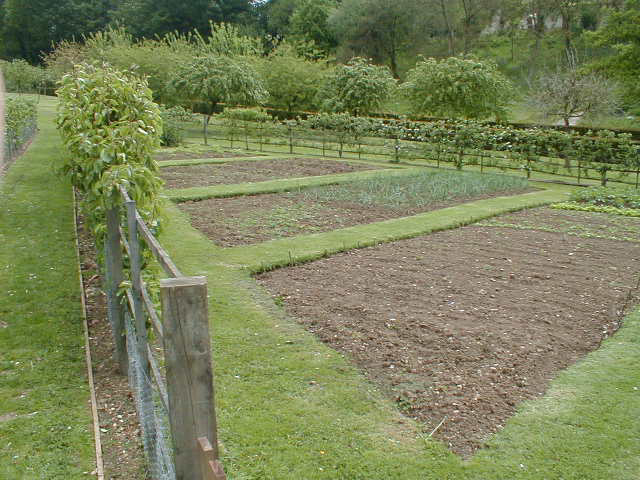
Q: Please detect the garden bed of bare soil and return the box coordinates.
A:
[161,157,380,189]
[76,211,146,479]
[178,188,534,247]
[154,150,250,161]
[256,208,640,458]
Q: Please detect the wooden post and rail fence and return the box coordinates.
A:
[104,186,226,480]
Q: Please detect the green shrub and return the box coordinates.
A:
[1,59,51,93]
[160,105,193,146]
[221,108,273,123]
[4,97,38,159]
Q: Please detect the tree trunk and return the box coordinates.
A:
[439,0,455,55]
[203,114,210,145]
[562,11,572,52]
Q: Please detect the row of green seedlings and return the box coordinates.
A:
[3,97,37,162]
[209,110,640,187]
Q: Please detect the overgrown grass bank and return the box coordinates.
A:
[0,96,94,478]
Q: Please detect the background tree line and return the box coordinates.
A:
[1,0,639,123]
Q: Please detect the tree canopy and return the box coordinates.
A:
[402,56,514,119]
[319,57,396,116]
[169,54,267,143]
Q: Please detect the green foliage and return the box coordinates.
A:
[587,0,640,107]
[288,0,337,56]
[303,169,529,208]
[0,59,51,93]
[318,57,396,116]
[170,54,267,113]
[3,96,37,158]
[170,54,267,144]
[259,44,327,112]
[329,0,435,78]
[221,108,273,123]
[56,63,163,238]
[568,185,640,209]
[402,56,514,120]
[160,106,194,147]
[551,201,640,217]
[0,0,111,62]
[197,21,262,57]
[110,0,223,39]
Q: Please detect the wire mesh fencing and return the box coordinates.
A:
[125,313,176,480]
[103,187,226,480]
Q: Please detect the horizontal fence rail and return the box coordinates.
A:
[199,119,640,188]
[102,187,226,480]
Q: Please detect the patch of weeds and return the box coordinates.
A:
[225,202,329,238]
[568,186,640,209]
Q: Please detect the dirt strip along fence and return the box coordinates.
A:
[104,186,226,480]
[204,119,640,188]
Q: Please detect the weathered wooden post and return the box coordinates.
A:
[161,276,224,480]
[104,206,128,374]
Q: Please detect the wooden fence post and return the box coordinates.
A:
[104,206,128,374]
[161,276,222,480]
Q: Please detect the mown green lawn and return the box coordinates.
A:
[0,95,94,478]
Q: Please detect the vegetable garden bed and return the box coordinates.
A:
[256,207,640,458]
[177,170,532,247]
[161,157,380,189]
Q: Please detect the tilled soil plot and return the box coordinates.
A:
[161,157,379,189]
[179,189,531,247]
[256,210,640,457]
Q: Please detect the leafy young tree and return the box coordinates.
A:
[259,43,327,112]
[169,55,267,144]
[402,56,514,120]
[318,57,396,116]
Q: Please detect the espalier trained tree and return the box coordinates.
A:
[319,57,396,116]
[402,56,514,120]
[170,54,267,144]
[56,63,163,238]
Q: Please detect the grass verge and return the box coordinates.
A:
[217,183,572,271]
[0,96,94,478]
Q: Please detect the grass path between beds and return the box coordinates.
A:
[0,96,94,478]
[160,171,640,479]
